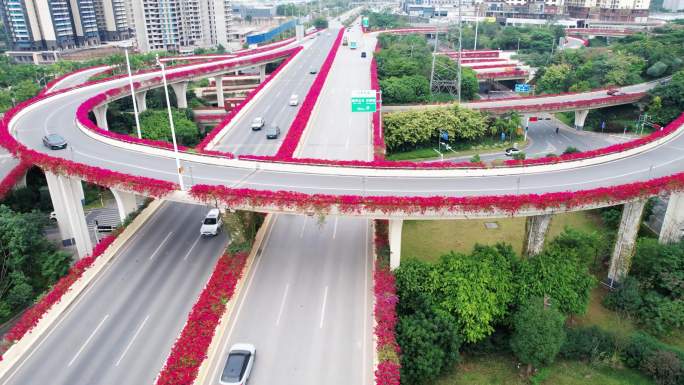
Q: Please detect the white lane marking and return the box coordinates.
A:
[332,217,339,239]
[183,235,202,261]
[149,232,173,261]
[115,314,150,366]
[345,136,350,150]
[0,203,168,384]
[68,314,109,367]
[212,215,277,381]
[300,216,307,238]
[275,283,290,326]
[319,286,329,329]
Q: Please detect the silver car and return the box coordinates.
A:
[219,343,255,385]
[42,134,67,150]
[251,117,265,131]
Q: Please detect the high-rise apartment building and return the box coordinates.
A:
[0,0,104,50]
[132,0,232,53]
[565,0,650,21]
[93,0,132,41]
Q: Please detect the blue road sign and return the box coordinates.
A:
[440,131,449,141]
[515,83,530,93]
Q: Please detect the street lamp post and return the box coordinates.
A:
[156,55,185,191]
[124,43,142,139]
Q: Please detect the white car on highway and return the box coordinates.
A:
[289,94,299,106]
[200,208,222,236]
[219,343,255,385]
[251,117,265,131]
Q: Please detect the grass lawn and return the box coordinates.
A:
[435,355,653,385]
[387,138,529,161]
[402,210,603,262]
[572,287,637,339]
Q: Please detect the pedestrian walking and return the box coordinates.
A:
[555,126,559,134]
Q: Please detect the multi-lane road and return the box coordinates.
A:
[202,21,374,385]
[1,202,229,385]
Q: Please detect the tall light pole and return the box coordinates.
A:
[124,43,142,139]
[155,55,185,191]
[473,5,479,50]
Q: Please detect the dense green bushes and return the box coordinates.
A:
[604,238,684,335]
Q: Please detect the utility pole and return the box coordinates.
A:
[429,29,439,93]
[457,0,463,104]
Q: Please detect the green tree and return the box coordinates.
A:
[379,75,430,104]
[432,244,516,343]
[139,109,200,146]
[397,308,462,385]
[515,244,596,315]
[11,80,40,103]
[537,64,572,94]
[312,17,328,29]
[510,296,566,373]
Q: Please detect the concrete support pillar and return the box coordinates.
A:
[215,75,225,108]
[608,200,647,285]
[45,172,93,258]
[111,188,138,222]
[170,81,188,109]
[14,170,27,190]
[93,104,108,130]
[258,64,266,83]
[574,109,589,130]
[523,214,553,257]
[659,192,684,244]
[388,219,403,270]
[135,90,147,112]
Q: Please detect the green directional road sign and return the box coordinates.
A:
[362,17,369,28]
[351,90,376,112]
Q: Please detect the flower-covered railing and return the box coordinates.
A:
[196,46,303,153]
[443,50,500,58]
[0,226,122,359]
[190,169,684,216]
[373,220,401,385]
[475,69,528,79]
[505,113,684,167]
[274,28,345,159]
[75,47,302,156]
[371,49,384,160]
[466,63,518,70]
[155,251,247,385]
[460,58,507,64]
[39,65,113,96]
[476,92,647,113]
[0,160,30,199]
[565,27,634,36]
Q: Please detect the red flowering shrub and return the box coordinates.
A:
[0,160,31,199]
[274,28,345,158]
[374,221,401,385]
[155,252,247,385]
[39,65,112,96]
[475,69,528,79]
[0,228,121,357]
[190,167,684,216]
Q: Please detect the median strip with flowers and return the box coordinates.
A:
[274,28,345,159]
[373,220,401,385]
[0,160,31,199]
[190,168,684,216]
[155,251,247,385]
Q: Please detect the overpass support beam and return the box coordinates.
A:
[258,65,266,83]
[93,104,108,130]
[135,90,147,112]
[659,192,684,244]
[388,219,403,270]
[170,81,188,109]
[215,75,225,108]
[574,109,589,130]
[523,214,553,257]
[45,172,93,258]
[608,199,647,285]
[111,188,138,223]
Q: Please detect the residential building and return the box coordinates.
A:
[0,0,102,50]
[132,0,233,53]
[662,0,684,10]
[93,0,132,41]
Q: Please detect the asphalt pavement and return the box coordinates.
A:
[202,20,374,385]
[1,202,229,385]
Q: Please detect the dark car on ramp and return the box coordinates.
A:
[42,134,67,150]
